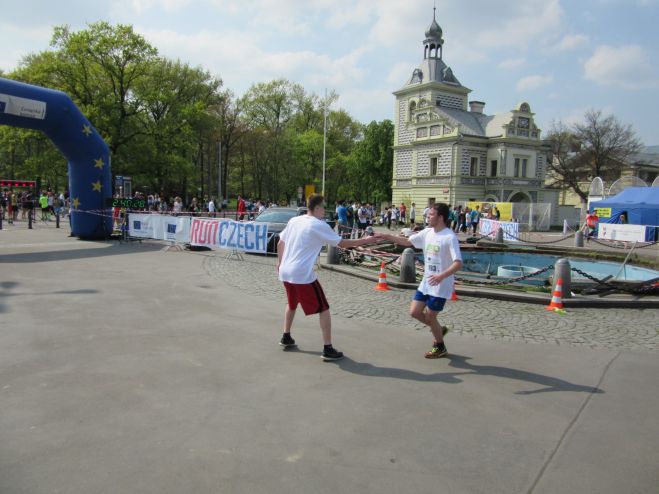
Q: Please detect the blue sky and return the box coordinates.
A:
[1,0,657,144]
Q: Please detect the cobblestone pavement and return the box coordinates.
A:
[203,251,659,353]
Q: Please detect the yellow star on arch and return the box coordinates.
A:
[91,180,102,192]
[72,197,81,209]
[94,158,104,169]
[82,125,93,137]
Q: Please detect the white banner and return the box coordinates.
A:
[151,215,192,243]
[0,93,47,120]
[128,214,192,243]
[128,213,155,238]
[598,223,647,242]
[479,218,520,241]
[190,218,269,253]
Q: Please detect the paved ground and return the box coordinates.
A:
[204,254,659,353]
[1,223,659,493]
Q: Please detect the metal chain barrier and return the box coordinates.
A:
[570,267,659,295]
[456,264,554,286]
[589,236,659,250]
[501,230,576,245]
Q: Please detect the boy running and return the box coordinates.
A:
[376,203,462,358]
[277,194,375,361]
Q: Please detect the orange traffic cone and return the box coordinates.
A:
[546,278,565,312]
[450,284,459,301]
[374,261,390,291]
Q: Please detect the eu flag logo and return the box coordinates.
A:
[167,224,177,234]
[133,220,141,230]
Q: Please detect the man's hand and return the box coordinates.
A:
[427,273,444,286]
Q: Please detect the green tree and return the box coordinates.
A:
[348,120,394,203]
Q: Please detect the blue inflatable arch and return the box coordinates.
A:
[0,77,112,239]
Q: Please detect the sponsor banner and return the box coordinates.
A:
[151,215,191,243]
[594,207,611,218]
[479,218,520,242]
[466,201,513,221]
[0,93,47,120]
[128,213,155,238]
[190,218,269,253]
[598,223,647,242]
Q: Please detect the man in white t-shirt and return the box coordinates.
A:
[376,203,462,358]
[277,194,376,361]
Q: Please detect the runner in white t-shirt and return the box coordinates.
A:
[277,194,376,361]
[375,203,463,358]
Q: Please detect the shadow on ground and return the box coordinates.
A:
[0,241,164,263]
[330,354,604,395]
[0,281,99,313]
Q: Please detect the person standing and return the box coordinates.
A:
[336,200,349,238]
[277,194,375,361]
[376,203,462,358]
[410,202,416,227]
[237,195,246,221]
[470,205,480,236]
[585,209,599,241]
[400,203,407,225]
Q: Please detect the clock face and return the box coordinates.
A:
[518,117,530,129]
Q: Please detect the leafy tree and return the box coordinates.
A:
[348,120,394,203]
[547,110,642,202]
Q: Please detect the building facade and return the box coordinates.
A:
[391,10,558,211]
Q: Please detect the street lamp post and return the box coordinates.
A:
[322,88,327,197]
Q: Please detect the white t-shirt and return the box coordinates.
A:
[409,227,462,299]
[208,200,215,212]
[279,215,341,284]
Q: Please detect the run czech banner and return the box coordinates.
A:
[190,218,269,253]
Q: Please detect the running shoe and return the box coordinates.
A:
[425,345,448,359]
[321,345,344,361]
[279,333,296,348]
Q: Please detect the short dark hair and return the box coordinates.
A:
[432,202,450,225]
[307,194,325,211]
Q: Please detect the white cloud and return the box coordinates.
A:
[475,0,564,48]
[498,57,526,69]
[338,88,394,122]
[516,74,553,91]
[584,44,658,89]
[387,62,412,84]
[556,34,589,51]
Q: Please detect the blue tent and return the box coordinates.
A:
[593,187,659,241]
[595,187,659,224]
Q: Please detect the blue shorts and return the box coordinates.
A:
[413,291,446,312]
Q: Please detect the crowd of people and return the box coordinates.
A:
[0,189,70,223]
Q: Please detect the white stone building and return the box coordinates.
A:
[391,10,558,211]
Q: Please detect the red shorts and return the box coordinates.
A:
[284,280,330,315]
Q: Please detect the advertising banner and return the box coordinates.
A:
[466,201,513,221]
[598,223,647,242]
[128,213,155,238]
[189,218,269,253]
[151,215,192,243]
[479,218,520,242]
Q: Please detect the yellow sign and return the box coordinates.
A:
[594,207,611,218]
[466,201,513,221]
[305,184,315,199]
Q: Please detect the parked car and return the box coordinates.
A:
[254,206,337,252]
[254,207,306,252]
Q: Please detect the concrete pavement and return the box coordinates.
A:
[1,225,658,493]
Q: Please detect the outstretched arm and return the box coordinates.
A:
[373,232,414,248]
[337,235,377,249]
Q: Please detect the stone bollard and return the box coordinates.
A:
[326,244,341,265]
[574,231,584,248]
[399,248,417,283]
[553,258,572,299]
[56,212,60,228]
[495,228,504,244]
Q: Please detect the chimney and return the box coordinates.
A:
[469,101,485,114]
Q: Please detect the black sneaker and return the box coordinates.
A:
[279,333,296,348]
[321,345,344,361]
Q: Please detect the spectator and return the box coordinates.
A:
[237,195,246,220]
